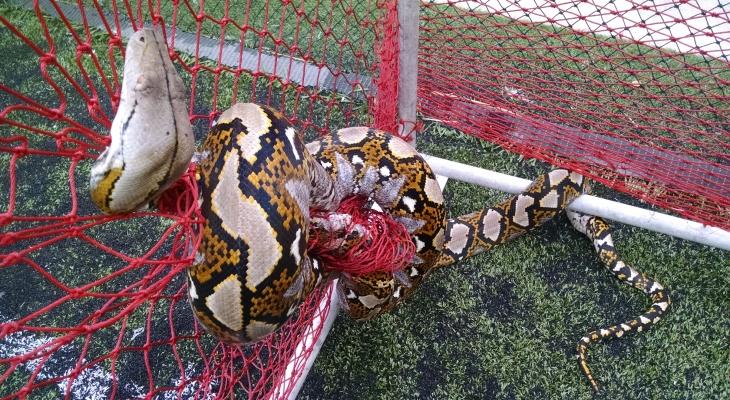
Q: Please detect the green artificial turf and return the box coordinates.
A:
[298,128,730,400]
[1,2,728,399]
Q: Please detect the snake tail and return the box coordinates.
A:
[568,211,671,392]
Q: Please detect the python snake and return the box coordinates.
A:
[90,29,671,392]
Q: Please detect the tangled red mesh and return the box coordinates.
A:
[309,196,417,276]
[420,0,729,230]
[0,0,399,398]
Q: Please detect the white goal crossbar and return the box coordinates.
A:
[422,155,730,251]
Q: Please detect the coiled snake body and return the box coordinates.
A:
[190,104,670,391]
[90,31,670,391]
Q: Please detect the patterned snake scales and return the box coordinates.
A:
[90,29,670,392]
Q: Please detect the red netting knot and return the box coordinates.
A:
[48,108,65,121]
[72,148,86,161]
[1,251,21,267]
[76,43,92,55]
[78,325,94,334]
[108,35,122,47]
[40,52,57,65]
[208,110,220,123]
[55,135,67,152]
[177,216,193,226]
[13,142,29,157]
[69,226,83,238]
[0,213,12,229]
[0,322,20,337]
[309,196,416,276]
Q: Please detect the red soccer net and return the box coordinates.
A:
[0,0,396,398]
[419,0,729,230]
[1,0,728,399]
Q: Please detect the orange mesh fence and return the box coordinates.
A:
[0,0,399,398]
[420,0,729,230]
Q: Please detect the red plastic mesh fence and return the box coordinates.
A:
[2,0,729,398]
[420,0,729,230]
[0,0,400,398]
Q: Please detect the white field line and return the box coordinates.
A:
[268,281,339,400]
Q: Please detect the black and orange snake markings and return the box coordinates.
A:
[185,103,670,391]
[95,98,670,391]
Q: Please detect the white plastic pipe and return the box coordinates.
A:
[398,0,420,144]
[269,281,340,400]
[421,154,730,251]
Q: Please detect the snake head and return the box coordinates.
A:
[89,28,194,214]
[122,29,186,100]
